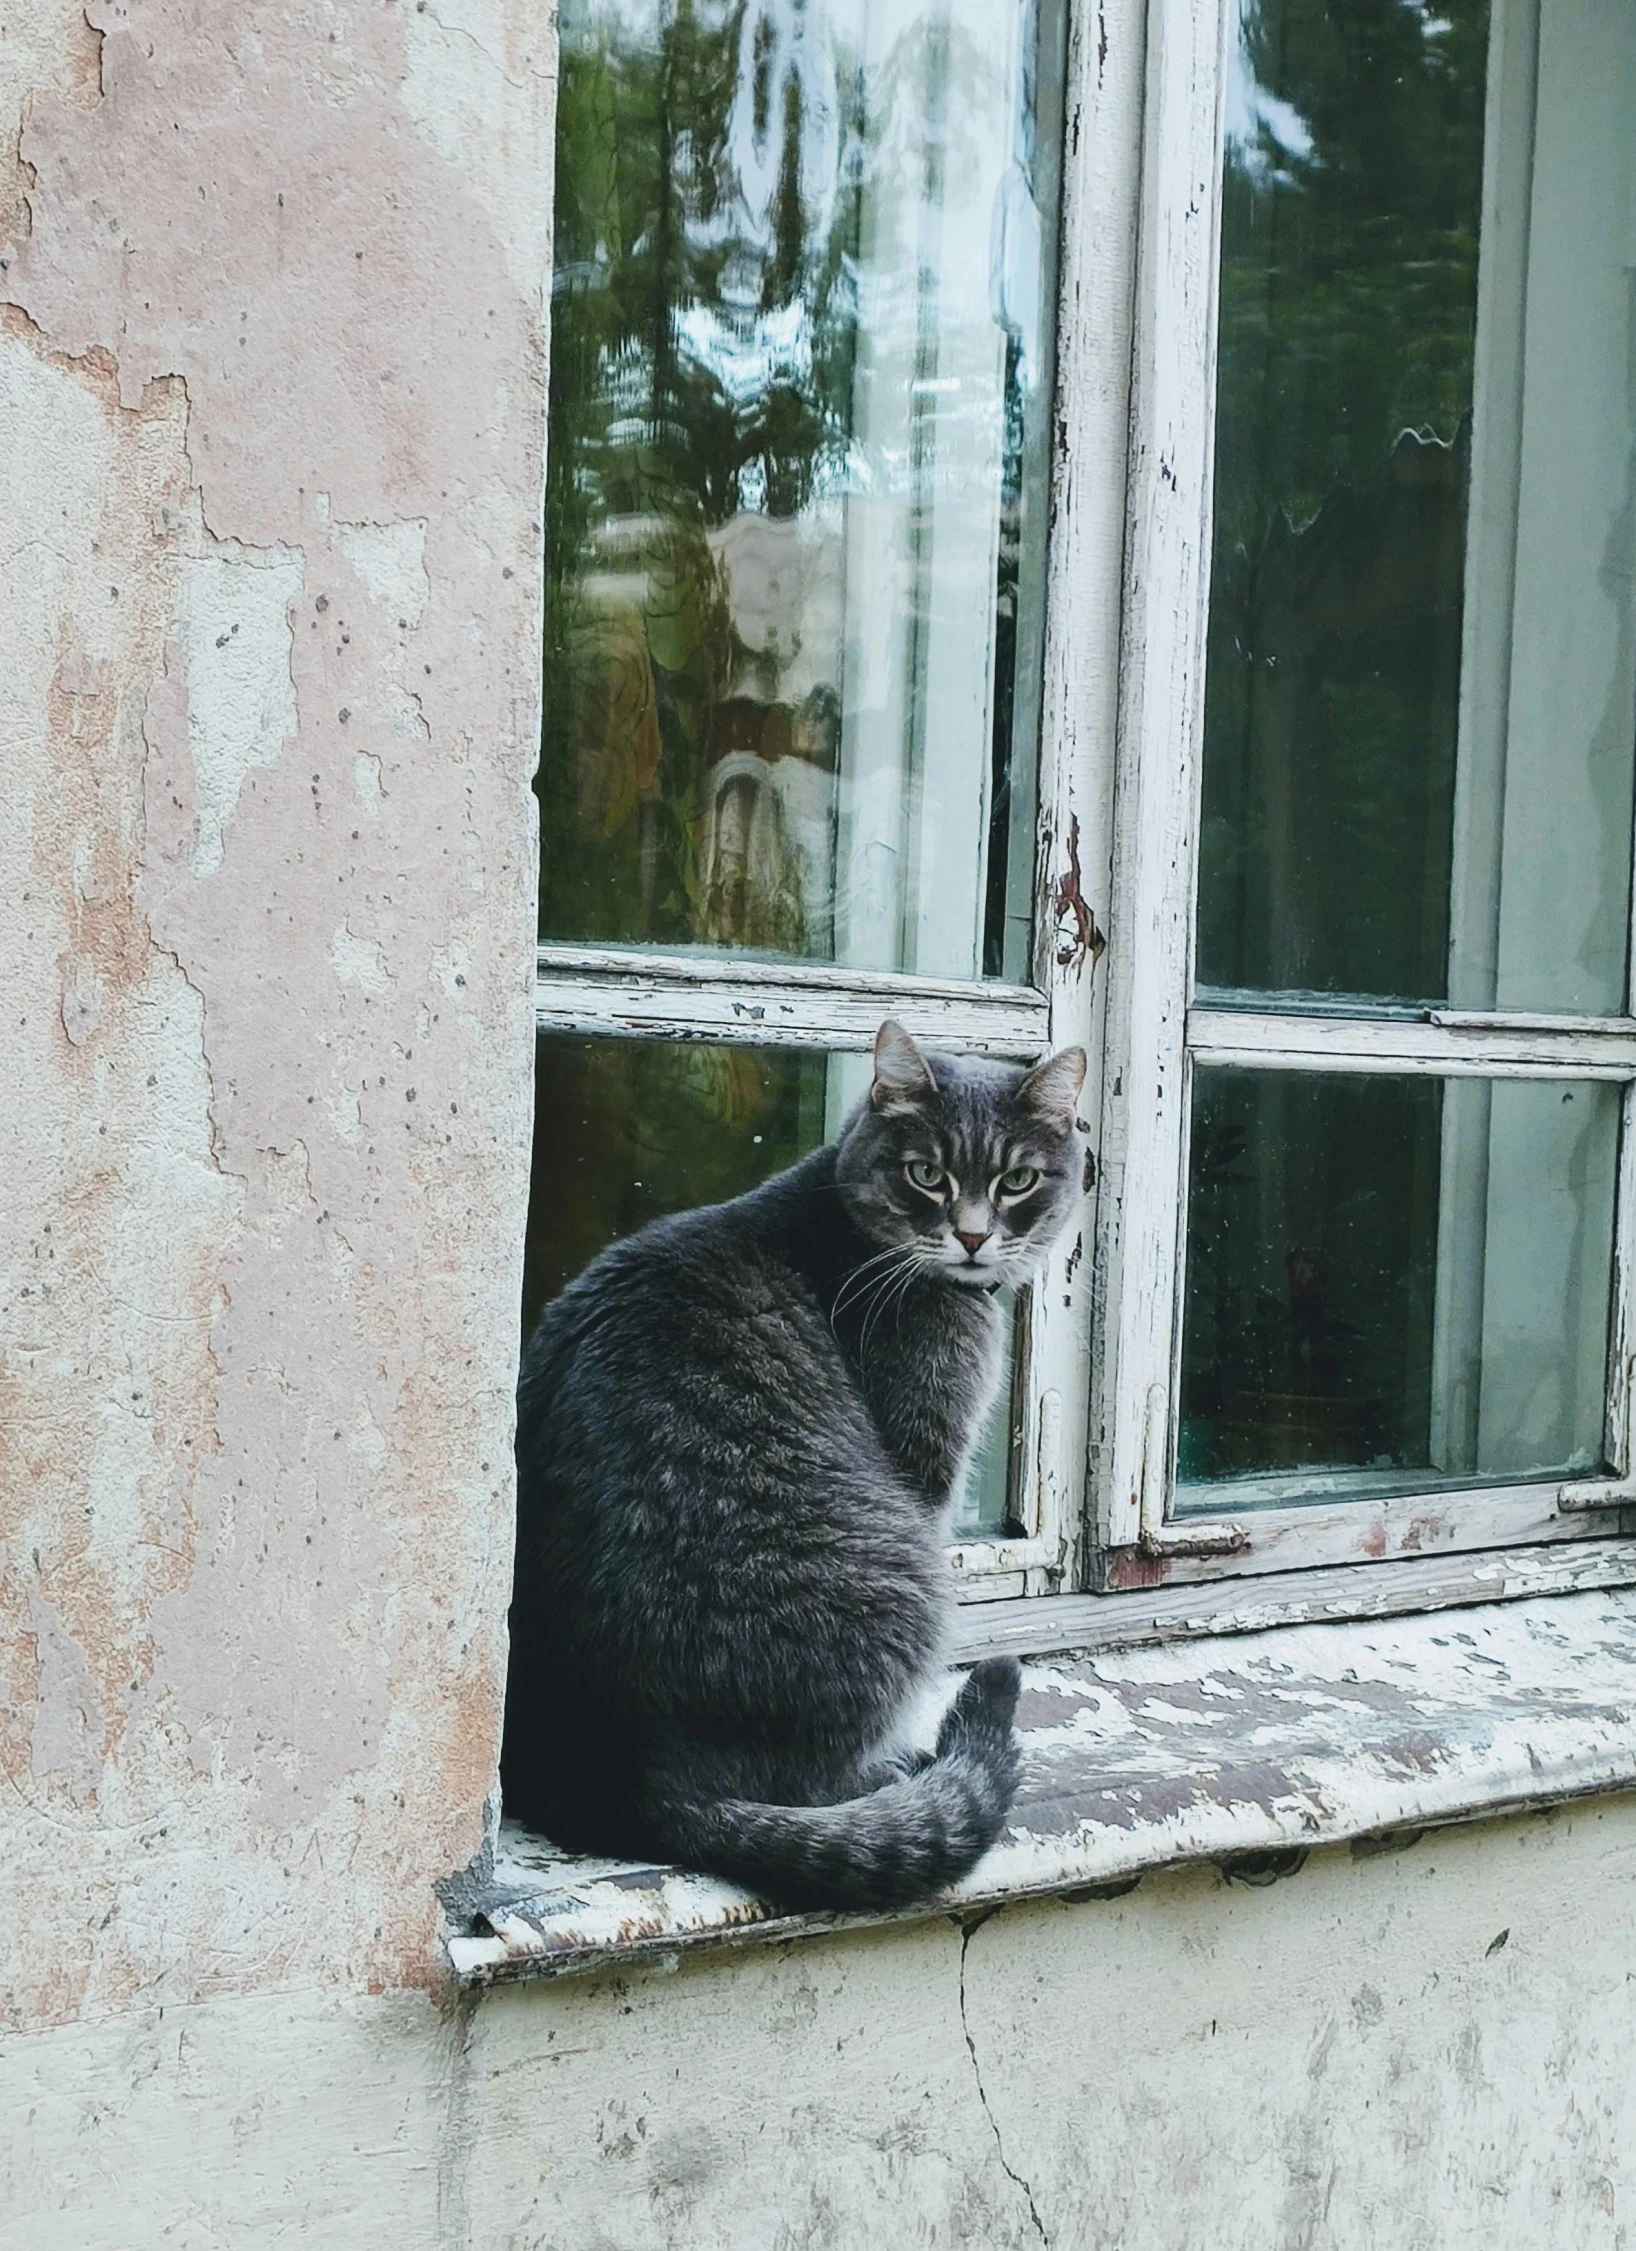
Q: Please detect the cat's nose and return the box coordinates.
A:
[955,1229,991,1258]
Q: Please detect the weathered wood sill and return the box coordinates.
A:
[445,1578,1636,1987]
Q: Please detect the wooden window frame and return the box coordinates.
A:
[532,0,1636,1625]
[532,0,1142,1605]
[1088,0,1636,1598]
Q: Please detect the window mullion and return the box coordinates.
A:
[1186,1006,1636,1079]
[1564,1079,1636,1504]
[535,945,1050,1057]
[1091,0,1232,1562]
[990,0,1151,1594]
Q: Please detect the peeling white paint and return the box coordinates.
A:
[533,943,1050,1055]
[59,956,104,1046]
[330,921,392,997]
[328,1088,363,1143]
[391,693,432,747]
[179,542,303,877]
[335,517,429,626]
[449,1589,1636,1986]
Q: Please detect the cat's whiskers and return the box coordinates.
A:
[829,1259,900,1335]
[840,1265,916,1357]
[858,1246,939,1364]
[830,1243,917,1332]
[837,1248,922,1362]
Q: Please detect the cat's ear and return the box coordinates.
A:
[871,1019,937,1114]
[1016,1046,1087,1132]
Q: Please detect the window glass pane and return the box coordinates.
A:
[539,0,1066,983]
[527,1035,1018,1535]
[1198,0,1636,1012]
[1177,1067,1618,1504]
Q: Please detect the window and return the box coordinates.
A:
[1097,0,1636,1589]
[529,0,1093,1596]
[527,0,1636,1617]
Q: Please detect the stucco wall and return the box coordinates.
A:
[0,0,549,2025]
[6,1800,1636,2248]
[7,11,1636,2251]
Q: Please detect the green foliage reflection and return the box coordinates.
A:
[540,0,861,953]
[1199,0,1490,1000]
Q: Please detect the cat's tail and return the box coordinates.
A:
[654,1658,1023,1911]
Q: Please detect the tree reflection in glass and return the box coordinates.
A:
[1181,0,1636,1499]
[540,0,1066,982]
[1198,0,1636,1012]
[1199,0,1490,1003]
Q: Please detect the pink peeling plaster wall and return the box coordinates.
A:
[0,1,550,2028]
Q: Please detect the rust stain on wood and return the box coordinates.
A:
[1052,814,1106,974]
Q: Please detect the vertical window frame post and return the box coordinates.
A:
[1089,0,1636,1590]
[962,0,1156,1598]
[1090,0,1232,1572]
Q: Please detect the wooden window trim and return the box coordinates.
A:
[1088,0,1636,1596]
[530,0,1636,1617]
[530,0,1146,1601]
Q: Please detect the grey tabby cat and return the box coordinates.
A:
[502,1020,1087,1908]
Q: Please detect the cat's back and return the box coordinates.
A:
[510,1146,931,1704]
[517,1146,859,1485]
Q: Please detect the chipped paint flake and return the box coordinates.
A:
[179,542,303,876]
[448,1589,1636,1983]
[330,921,392,997]
[335,518,429,626]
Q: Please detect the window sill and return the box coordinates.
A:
[446,1572,1636,1986]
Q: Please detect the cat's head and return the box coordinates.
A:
[835,1020,1088,1288]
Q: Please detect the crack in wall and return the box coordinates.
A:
[145,936,240,1182]
[958,1911,1051,2249]
[435,1981,480,2251]
[417,3,523,87]
[416,1,554,87]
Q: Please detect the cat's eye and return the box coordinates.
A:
[997,1166,1041,1198]
[905,1160,947,1196]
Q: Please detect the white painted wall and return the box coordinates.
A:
[6,9,1636,2247]
[5,1799,1636,2249]
[0,0,547,2026]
